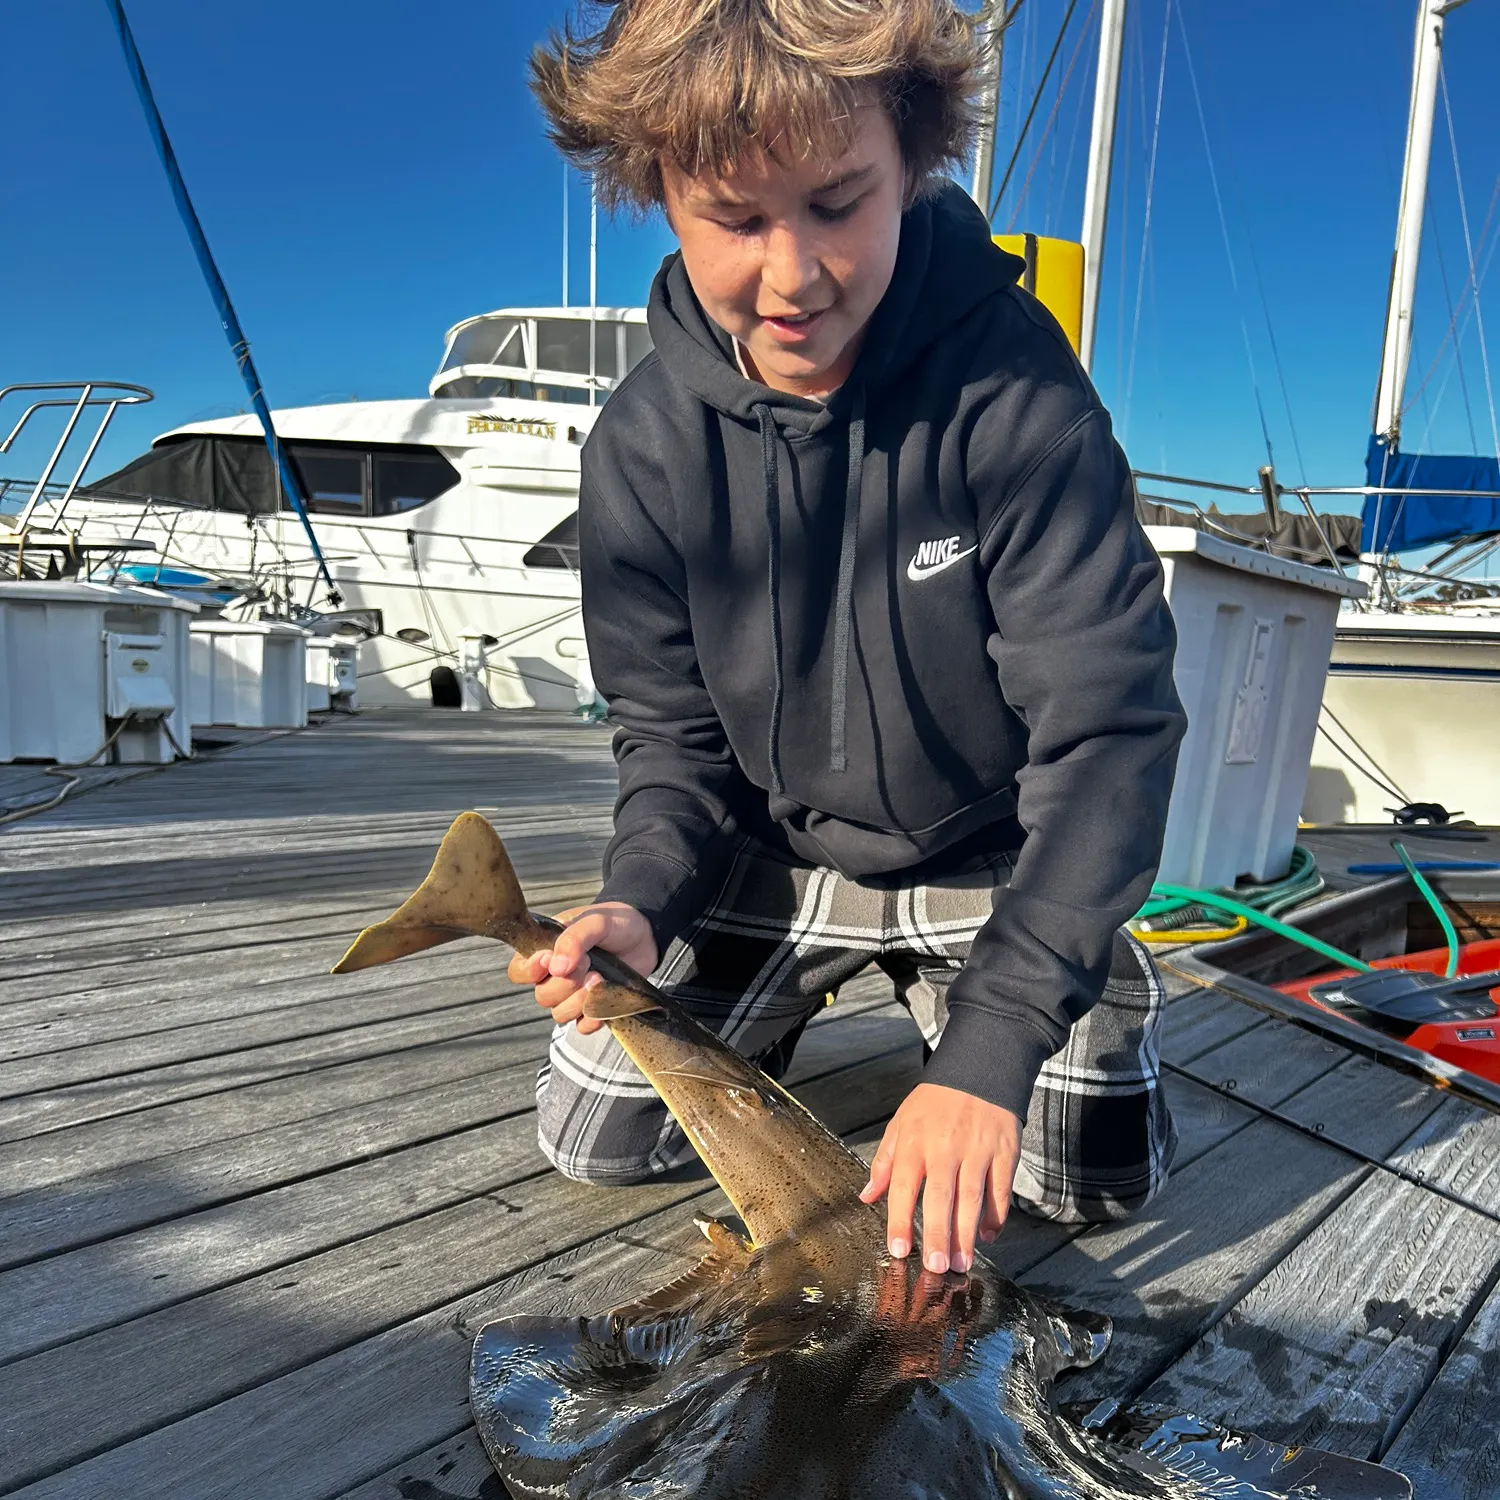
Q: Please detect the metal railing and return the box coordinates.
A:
[7,479,584,606]
[0,381,154,531]
[1136,464,1500,605]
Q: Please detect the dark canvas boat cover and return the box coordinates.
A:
[83,435,281,515]
[1134,498,1363,565]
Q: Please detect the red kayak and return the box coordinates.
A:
[1275,938,1500,1085]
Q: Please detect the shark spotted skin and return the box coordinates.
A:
[336,813,1413,1500]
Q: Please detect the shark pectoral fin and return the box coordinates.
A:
[1071,1401,1413,1499]
[471,1289,756,1499]
[332,812,538,974]
[471,1310,686,1495]
[1019,1286,1112,1380]
[604,1233,752,1327]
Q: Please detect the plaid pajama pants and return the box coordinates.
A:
[535,839,1177,1224]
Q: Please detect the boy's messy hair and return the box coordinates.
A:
[531,0,985,211]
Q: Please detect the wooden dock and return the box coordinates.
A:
[2,709,1497,1499]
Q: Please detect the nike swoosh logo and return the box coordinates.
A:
[906,545,977,581]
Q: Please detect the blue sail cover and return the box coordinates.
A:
[1362,435,1500,552]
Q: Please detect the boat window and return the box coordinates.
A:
[535,319,592,376]
[523,511,579,569]
[292,448,368,515]
[437,376,590,404]
[373,452,458,515]
[594,324,620,380]
[532,318,626,381]
[445,317,525,372]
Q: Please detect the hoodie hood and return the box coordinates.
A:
[646,183,1026,434]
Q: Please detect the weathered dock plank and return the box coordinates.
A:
[1383,1270,1500,1499]
[1158,987,1267,1063]
[1018,1051,1469,1410]
[0,991,524,1142]
[1131,1099,1500,1461]
[0,1013,535,1202]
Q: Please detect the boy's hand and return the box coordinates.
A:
[508,902,658,1034]
[860,1083,1022,1274]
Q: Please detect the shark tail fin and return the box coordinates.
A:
[333,811,540,973]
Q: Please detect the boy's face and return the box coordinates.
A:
[661,105,906,400]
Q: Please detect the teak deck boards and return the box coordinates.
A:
[1,710,1496,1500]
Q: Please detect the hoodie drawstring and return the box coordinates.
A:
[757,404,787,795]
[756,388,866,793]
[828,385,865,775]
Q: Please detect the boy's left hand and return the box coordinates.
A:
[859,1083,1022,1274]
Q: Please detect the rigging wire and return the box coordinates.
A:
[1167,3,1310,481]
[1121,0,1171,444]
[1314,705,1410,806]
[1424,199,1480,452]
[1403,171,1500,424]
[1412,209,1500,447]
[1051,13,1099,233]
[988,0,1082,223]
[1113,5,1144,408]
[1440,60,1500,463]
[1169,2,1276,472]
[1004,0,1101,233]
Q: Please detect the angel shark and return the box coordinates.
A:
[336,812,1411,1500]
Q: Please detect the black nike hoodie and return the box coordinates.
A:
[579,182,1187,1121]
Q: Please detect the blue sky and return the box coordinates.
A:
[4,0,1499,514]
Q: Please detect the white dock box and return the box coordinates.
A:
[0,580,197,765]
[1148,527,1366,890]
[305,637,359,714]
[190,620,311,730]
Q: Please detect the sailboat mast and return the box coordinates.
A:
[589,178,598,408]
[1078,0,1127,373]
[1374,0,1466,443]
[969,1,1004,215]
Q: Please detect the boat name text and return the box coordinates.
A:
[467,415,556,439]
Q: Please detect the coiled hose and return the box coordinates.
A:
[1133,846,1329,947]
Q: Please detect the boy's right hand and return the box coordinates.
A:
[508,902,658,1034]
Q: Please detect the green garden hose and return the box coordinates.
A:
[1138,881,1376,974]
[1391,840,1460,978]
[1135,845,1323,931]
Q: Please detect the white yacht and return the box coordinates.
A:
[19,306,650,709]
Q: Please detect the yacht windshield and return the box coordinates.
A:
[433,312,651,403]
[444,318,526,372]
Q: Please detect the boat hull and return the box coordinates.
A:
[1305,614,1500,825]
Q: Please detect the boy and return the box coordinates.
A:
[513,0,1187,1278]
